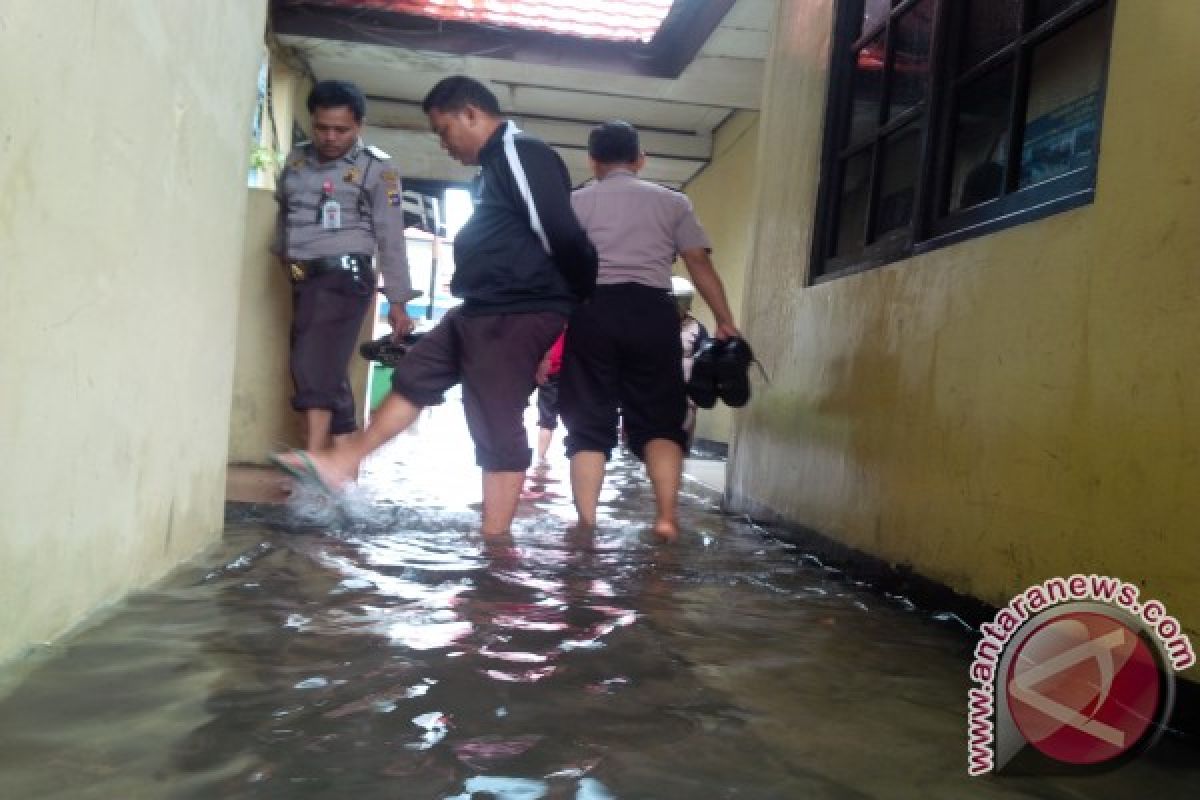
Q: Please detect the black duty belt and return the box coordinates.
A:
[288,253,373,283]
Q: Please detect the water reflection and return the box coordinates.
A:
[0,407,1196,798]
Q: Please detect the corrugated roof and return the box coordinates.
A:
[309,0,675,43]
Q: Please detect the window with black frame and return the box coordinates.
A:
[813,0,1113,282]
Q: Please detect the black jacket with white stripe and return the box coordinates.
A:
[452,121,597,315]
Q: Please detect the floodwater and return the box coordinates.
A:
[0,404,1196,799]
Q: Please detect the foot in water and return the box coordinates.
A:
[653,517,679,541]
[269,449,354,495]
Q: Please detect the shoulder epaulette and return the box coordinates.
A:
[365,145,391,161]
[284,144,311,170]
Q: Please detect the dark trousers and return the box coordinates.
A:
[289,272,373,435]
[560,283,687,460]
[391,307,566,471]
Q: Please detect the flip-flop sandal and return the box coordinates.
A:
[268,450,336,495]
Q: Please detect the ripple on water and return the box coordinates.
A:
[0,419,1197,799]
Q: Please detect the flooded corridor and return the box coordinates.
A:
[0,405,1196,799]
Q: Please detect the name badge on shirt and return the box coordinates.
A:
[321,198,342,230]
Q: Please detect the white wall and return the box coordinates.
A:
[0,0,268,663]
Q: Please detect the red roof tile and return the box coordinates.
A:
[310,0,675,43]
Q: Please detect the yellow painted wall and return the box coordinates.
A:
[684,111,760,446]
[227,189,375,464]
[732,0,1200,663]
[228,189,302,462]
[226,55,378,464]
[228,57,309,463]
[0,0,268,664]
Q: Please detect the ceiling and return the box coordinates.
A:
[290,0,678,44]
[272,0,776,188]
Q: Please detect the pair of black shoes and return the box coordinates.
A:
[687,337,756,408]
[359,332,423,368]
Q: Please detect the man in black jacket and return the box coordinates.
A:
[272,76,596,536]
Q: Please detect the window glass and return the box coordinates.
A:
[835,150,873,257]
[814,0,1110,279]
[248,55,270,188]
[948,63,1015,212]
[887,0,935,121]
[1019,10,1106,188]
[848,33,886,146]
[1034,0,1076,26]
[961,0,1020,70]
[877,123,922,235]
[861,0,891,39]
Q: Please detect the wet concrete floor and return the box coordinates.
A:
[0,404,1197,798]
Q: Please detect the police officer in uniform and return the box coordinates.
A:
[562,121,741,539]
[273,80,418,451]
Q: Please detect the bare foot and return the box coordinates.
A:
[653,518,679,541]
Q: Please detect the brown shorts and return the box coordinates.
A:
[391,307,567,471]
[290,271,373,435]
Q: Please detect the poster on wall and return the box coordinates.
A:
[1019,92,1099,188]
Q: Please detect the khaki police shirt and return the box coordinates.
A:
[570,169,711,290]
[273,141,418,304]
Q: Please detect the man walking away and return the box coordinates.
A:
[561,121,740,539]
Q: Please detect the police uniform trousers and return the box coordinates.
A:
[560,283,688,461]
[289,271,373,435]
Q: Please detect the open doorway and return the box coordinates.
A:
[365,183,474,417]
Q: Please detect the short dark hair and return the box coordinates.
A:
[588,121,640,165]
[422,75,501,116]
[307,80,366,122]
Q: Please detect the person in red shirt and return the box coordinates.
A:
[534,330,566,466]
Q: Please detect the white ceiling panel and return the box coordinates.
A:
[277,0,774,186]
[362,127,700,189]
[282,34,765,109]
[701,27,773,59]
[365,105,712,159]
[363,128,479,182]
[511,118,711,159]
[720,0,778,30]
[557,149,701,188]
[354,82,728,142]
[504,85,727,132]
[365,100,441,132]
